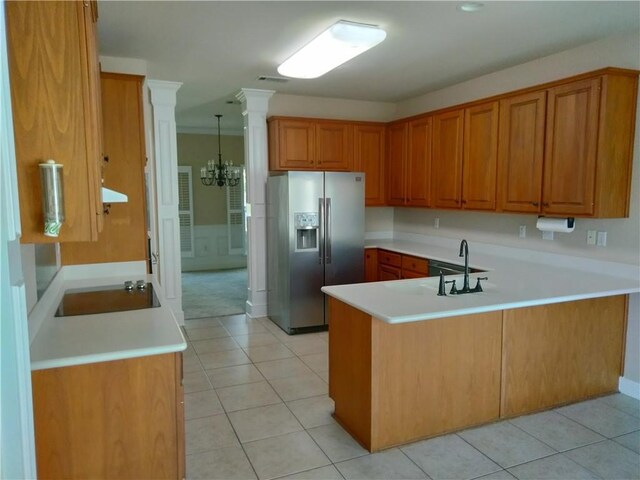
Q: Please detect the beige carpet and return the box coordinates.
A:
[182,269,247,319]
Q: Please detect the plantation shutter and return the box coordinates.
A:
[226,166,246,255]
[177,166,194,257]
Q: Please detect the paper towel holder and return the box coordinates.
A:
[536,216,575,232]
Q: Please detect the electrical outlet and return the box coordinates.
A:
[597,231,607,247]
[586,230,597,245]
[519,225,526,238]
[542,230,554,241]
[434,217,440,229]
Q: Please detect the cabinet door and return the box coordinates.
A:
[61,74,148,265]
[364,249,378,282]
[275,119,316,170]
[354,124,385,206]
[378,264,401,281]
[32,354,182,479]
[6,1,102,242]
[432,109,464,209]
[497,91,546,213]
[543,78,600,216]
[316,122,353,171]
[462,101,499,211]
[407,117,432,207]
[81,0,104,233]
[386,122,408,206]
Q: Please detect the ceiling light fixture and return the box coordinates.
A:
[200,115,240,188]
[459,2,484,12]
[277,20,387,79]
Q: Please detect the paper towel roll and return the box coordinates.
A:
[536,217,575,233]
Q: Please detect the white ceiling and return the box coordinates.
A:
[98,1,639,131]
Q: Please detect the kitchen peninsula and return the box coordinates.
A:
[322,239,639,452]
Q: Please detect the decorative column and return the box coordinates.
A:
[147,80,184,324]
[236,88,274,319]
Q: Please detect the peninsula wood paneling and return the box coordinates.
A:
[328,299,373,449]
[501,295,627,417]
[370,311,502,450]
[32,353,183,479]
[62,73,147,265]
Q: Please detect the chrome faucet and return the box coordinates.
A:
[459,239,471,293]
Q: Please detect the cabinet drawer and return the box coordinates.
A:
[378,250,401,267]
[401,270,426,279]
[378,264,401,281]
[402,255,428,275]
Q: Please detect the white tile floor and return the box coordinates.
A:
[182,314,640,480]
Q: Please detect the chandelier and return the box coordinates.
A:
[200,114,240,188]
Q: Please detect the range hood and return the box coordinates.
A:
[102,187,128,203]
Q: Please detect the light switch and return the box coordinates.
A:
[434,218,440,229]
[519,225,526,238]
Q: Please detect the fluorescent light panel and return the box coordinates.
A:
[278,20,387,79]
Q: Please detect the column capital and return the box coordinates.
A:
[236,88,275,115]
[147,79,182,107]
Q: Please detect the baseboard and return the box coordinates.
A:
[619,376,640,399]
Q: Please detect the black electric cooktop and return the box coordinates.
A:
[55,282,161,317]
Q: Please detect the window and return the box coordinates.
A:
[177,166,194,257]
[226,166,246,255]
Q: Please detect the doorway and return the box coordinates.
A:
[176,132,248,319]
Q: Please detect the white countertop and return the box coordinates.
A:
[322,239,640,324]
[29,264,186,371]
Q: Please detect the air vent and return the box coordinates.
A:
[257,75,289,83]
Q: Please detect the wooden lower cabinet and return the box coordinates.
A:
[32,353,185,480]
[328,295,626,452]
[364,249,378,282]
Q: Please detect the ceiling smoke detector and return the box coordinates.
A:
[257,75,289,83]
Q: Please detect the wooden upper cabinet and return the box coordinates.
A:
[462,101,499,211]
[268,117,354,172]
[497,91,546,213]
[543,78,601,216]
[354,124,386,206]
[386,122,408,206]
[316,122,353,171]
[432,109,464,209]
[269,118,316,170]
[407,117,432,207]
[6,0,103,243]
[61,73,148,266]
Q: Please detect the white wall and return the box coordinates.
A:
[269,93,396,122]
[181,224,247,272]
[380,31,640,385]
[365,207,394,236]
[99,55,148,76]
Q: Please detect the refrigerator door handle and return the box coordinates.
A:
[318,197,324,265]
[325,197,332,264]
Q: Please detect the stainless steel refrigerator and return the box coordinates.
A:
[266,171,365,334]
